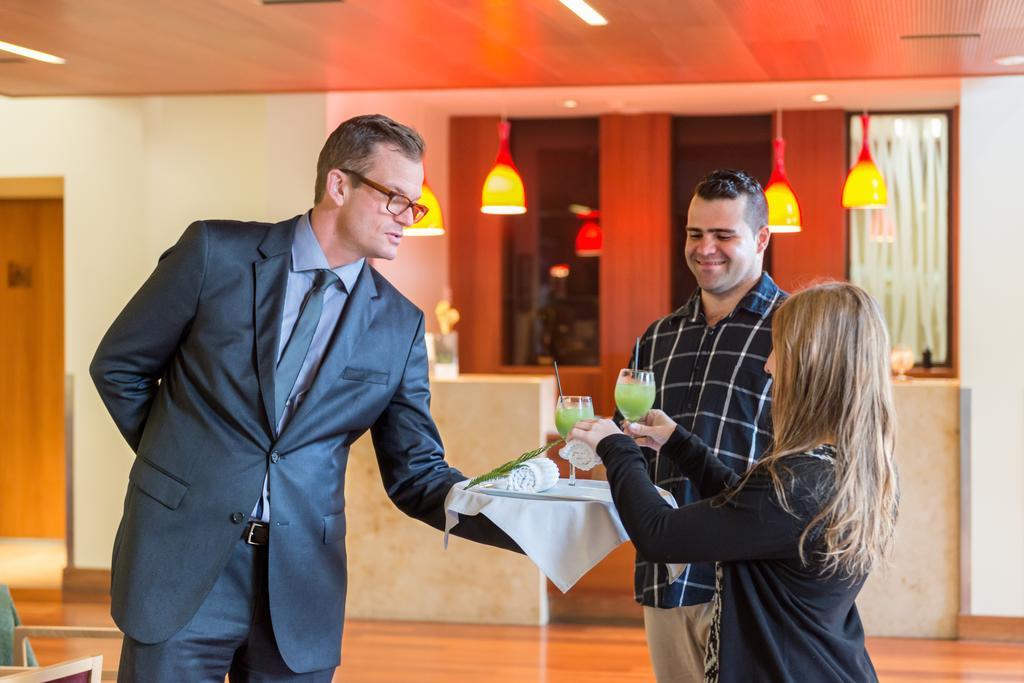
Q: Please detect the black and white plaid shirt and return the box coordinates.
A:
[629,272,786,608]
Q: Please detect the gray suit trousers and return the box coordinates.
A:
[118,539,334,682]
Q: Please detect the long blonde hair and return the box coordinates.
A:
[746,282,898,578]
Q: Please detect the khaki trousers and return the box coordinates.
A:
[643,603,713,683]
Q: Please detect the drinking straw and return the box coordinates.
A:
[634,336,640,371]
[553,360,565,403]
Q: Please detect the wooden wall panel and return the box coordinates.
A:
[770,109,848,293]
[957,615,1024,643]
[598,114,673,415]
[0,198,65,538]
[448,116,503,374]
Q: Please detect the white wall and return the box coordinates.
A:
[959,76,1024,617]
[0,93,326,567]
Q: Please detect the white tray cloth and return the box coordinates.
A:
[444,479,682,593]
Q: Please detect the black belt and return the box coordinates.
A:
[242,520,269,546]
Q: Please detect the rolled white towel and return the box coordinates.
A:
[558,439,602,471]
[492,456,560,493]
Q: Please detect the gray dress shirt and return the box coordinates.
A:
[251,213,364,521]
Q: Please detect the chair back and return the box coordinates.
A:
[0,655,103,682]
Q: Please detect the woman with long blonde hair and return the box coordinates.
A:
[571,282,898,682]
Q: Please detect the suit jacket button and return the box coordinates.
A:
[270,451,280,463]
[231,512,245,524]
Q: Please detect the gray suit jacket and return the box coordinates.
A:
[91,216,517,673]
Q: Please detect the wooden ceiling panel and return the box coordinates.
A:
[745,40,834,80]
[724,0,827,41]
[0,0,1021,97]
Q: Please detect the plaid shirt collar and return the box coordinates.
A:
[671,272,782,323]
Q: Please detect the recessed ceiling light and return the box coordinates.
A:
[0,39,65,64]
[563,99,579,109]
[559,0,608,26]
[995,55,1024,66]
[810,93,830,103]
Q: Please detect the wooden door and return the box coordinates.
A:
[0,198,65,538]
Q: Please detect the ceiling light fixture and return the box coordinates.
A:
[563,99,579,109]
[573,209,603,257]
[995,55,1024,66]
[549,264,571,279]
[0,39,65,64]
[810,93,830,103]
[481,120,527,215]
[559,0,608,26]
[842,113,888,209]
[764,111,802,234]
[406,181,445,236]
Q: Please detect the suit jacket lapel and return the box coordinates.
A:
[253,217,299,437]
[283,260,379,434]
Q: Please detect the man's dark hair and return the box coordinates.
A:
[314,114,425,203]
[693,169,768,232]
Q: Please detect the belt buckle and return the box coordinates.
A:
[245,521,265,546]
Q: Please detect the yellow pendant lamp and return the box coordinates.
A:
[406,180,445,236]
[842,113,888,209]
[481,120,527,215]
[764,135,801,234]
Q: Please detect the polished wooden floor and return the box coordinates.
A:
[13,598,1024,682]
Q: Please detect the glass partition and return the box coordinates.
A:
[848,112,951,367]
[502,117,600,366]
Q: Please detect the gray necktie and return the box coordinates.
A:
[275,269,342,423]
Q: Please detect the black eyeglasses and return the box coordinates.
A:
[340,169,429,223]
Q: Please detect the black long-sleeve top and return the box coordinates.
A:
[598,429,877,683]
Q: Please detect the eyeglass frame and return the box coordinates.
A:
[338,168,429,223]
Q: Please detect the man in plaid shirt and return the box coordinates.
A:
[627,169,786,682]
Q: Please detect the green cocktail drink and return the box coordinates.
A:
[615,382,656,421]
[556,403,595,438]
[556,395,594,486]
[615,368,656,422]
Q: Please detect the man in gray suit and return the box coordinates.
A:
[91,114,518,681]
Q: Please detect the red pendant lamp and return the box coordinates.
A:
[574,209,602,257]
[764,112,801,234]
[842,113,888,209]
[481,120,527,215]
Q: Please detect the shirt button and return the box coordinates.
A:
[270,451,280,463]
[231,512,245,524]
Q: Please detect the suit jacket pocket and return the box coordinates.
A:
[129,458,189,510]
[342,366,390,385]
[323,511,346,544]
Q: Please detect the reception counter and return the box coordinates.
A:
[858,378,961,638]
[344,374,556,625]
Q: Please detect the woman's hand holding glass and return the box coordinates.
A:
[568,418,623,451]
[569,409,679,456]
[623,409,677,452]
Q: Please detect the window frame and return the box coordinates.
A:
[844,108,958,379]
